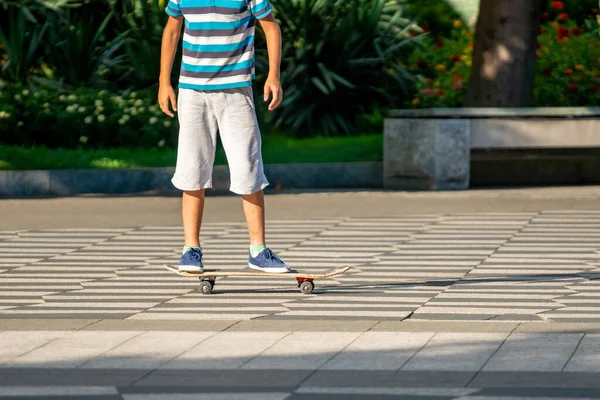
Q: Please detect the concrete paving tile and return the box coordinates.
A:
[402,332,508,371]
[227,320,377,332]
[241,332,361,370]
[135,369,311,387]
[303,370,476,388]
[296,387,476,397]
[161,331,289,369]
[8,330,143,368]
[0,318,99,330]
[0,368,147,386]
[564,334,600,372]
[83,319,238,331]
[469,371,600,388]
[80,331,217,369]
[0,331,71,363]
[516,323,600,333]
[483,333,583,371]
[321,332,434,370]
[123,394,290,400]
[372,321,518,333]
[0,386,119,396]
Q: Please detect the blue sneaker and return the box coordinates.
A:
[178,248,203,273]
[249,248,290,273]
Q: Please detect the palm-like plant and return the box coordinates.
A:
[0,5,48,83]
[256,0,422,135]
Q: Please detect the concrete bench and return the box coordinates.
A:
[383,107,600,190]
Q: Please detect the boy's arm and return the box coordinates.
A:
[159,16,183,117]
[258,14,283,111]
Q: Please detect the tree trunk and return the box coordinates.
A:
[465,0,542,107]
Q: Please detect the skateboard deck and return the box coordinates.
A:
[163,265,350,294]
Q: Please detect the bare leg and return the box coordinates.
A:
[182,189,205,247]
[242,189,265,246]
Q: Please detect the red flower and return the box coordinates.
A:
[450,55,461,63]
[422,88,434,96]
[453,80,463,89]
[564,68,573,75]
[558,27,569,36]
[436,89,445,96]
[567,83,578,91]
[536,42,541,50]
[571,28,582,36]
[416,60,428,69]
[541,12,549,20]
[542,67,553,76]
[558,12,569,21]
[421,25,431,33]
[539,27,548,34]
[551,1,564,10]
[434,40,444,49]
[591,85,599,93]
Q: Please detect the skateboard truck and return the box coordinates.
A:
[296,277,314,295]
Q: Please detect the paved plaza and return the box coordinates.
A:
[2,188,600,399]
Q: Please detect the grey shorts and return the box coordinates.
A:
[171,87,269,195]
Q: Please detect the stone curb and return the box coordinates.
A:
[0,162,382,197]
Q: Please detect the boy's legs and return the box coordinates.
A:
[212,86,288,273]
[243,189,265,246]
[183,189,205,248]
[171,88,218,272]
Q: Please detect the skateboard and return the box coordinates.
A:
[163,265,350,294]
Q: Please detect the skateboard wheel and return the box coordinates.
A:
[299,281,314,295]
[199,280,213,295]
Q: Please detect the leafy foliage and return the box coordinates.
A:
[255,0,422,136]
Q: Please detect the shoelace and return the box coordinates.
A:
[261,248,281,263]
[187,249,202,261]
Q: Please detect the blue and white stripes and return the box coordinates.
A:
[166,0,272,90]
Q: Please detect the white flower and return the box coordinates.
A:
[163,120,171,128]
[97,114,106,122]
[95,106,104,114]
[149,117,158,125]
[14,94,22,101]
[122,114,131,121]
[78,106,86,113]
[138,106,145,113]
[158,139,166,147]
[79,135,88,143]
[43,103,50,108]
[134,99,143,107]
[130,108,138,116]
[0,80,5,89]
[95,99,103,107]
[0,111,6,119]
[34,92,40,98]
[118,118,126,125]
[22,89,30,96]
[67,94,77,102]
[84,116,93,124]
[59,95,67,102]
[66,105,76,112]
[17,121,24,127]
[130,91,137,98]
[99,90,107,96]
[149,105,158,112]
[113,96,123,103]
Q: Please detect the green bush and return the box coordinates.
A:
[256,0,422,136]
[0,81,176,148]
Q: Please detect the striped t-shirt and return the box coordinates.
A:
[166,0,272,91]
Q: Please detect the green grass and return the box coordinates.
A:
[0,134,382,170]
